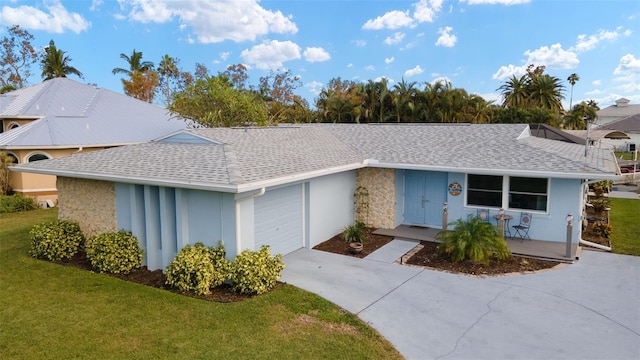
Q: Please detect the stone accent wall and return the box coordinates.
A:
[355,168,396,229]
[57,177,117,238]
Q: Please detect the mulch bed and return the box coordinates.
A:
[313,228,561,275]
[55,252,256,303]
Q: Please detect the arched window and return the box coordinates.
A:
[6,153,18,164]
[27,153,51,163]
[7,122,19,130]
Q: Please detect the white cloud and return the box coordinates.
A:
[363,0,443,30]
[613,54,640,75]
[413,0,443,23]
[592,80,602,86]
[306,80,324,95]
[385,57,395,64]
[366,65,376,71]
[572,28,621,53]
[241,40,301,70]
[118,0,297,43]
[492,64,525,80]
[347,63,353,68]
[362,10,414,30]
[353,40,367,47]
[613,54,640,93]
[404,65,424,77]
[0,0,90,33]
[462,0,530,5]
[384,32,405,45]
[220,51,231,61]
[524,43,579,69]
[303,47,331,62]
[435,26,457,47]
[429,76,451,86]
[90,0,104,11]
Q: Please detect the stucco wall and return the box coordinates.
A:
[57,177,116,238]
[355,168,396,229]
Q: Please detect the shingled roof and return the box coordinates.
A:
[0,78,187,149]
[12,123,620,193]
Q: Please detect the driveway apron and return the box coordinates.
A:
[281,248,640,360]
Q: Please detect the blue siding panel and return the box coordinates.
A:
[159,187,177,270]
[144,186,161,270]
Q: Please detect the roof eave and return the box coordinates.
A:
[367,161,619,180]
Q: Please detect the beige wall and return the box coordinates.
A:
[57,177,117,238]
[355,168,396,229]
[8,147,104,204]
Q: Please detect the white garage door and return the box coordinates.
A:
[254,184,303,255]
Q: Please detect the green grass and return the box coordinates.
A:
[614,152,639,161]
[609,197,640,256]
[0,209,402,360]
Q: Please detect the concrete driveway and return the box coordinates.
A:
[281,245,640,359]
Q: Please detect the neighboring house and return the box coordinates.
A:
[12,124,619,270]
[597,114,640,152]
[0,78,187,204]
[595,98,640,127]
[563,129,630,150]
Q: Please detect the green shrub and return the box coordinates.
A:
[590,222,612,238]
[29,220,85,261]
[0,194,37,213]
[342,220,366,244]
[229,246,284,295]
[590,198,610,214]
[165,242,230,295]
[86,230,143,274]
[436,215,511,264]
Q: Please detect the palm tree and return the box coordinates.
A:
[157,54,179,105]
[526,74,565,113]
[497,75,528,108]
[112,49,154,77]
[40,40,82,80]
[392,78,417,123]
[567,73,580,111]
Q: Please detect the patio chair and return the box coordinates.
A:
[512,212,533,241]
[476,209,491,223]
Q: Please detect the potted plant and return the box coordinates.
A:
[343,221,366,254]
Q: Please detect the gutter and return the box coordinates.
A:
[234,188,266,254]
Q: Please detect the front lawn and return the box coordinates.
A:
[609,197,640,256]
[0,209,402,359]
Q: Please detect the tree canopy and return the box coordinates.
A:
[40,40,83,80]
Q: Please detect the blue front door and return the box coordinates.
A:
[404,170,447,227]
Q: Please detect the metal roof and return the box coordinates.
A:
[0,78,187,148]
[12,123,620,192]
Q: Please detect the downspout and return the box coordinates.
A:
[579,179,612,252]
[234,188,266,254]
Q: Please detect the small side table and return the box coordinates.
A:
[493,214,513,238]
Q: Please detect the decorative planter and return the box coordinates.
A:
[349,242,363,254]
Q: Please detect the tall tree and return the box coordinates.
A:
[157,54,180,106]
[169,75,269,127]
[112,49,154,76]
[567,73,580,111]
[527,74,565,113]
[392,79,417,123]
[40,40,83,80]
[0,25,38,89]
[112,49,157,102]
[497,75,528,108]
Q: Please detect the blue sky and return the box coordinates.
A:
[1,0,639,110]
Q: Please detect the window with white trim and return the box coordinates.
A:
[467,174,503,207]
[508,177,548,211]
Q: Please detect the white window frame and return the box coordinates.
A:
[465,174,550,214]
[24,151,52,163]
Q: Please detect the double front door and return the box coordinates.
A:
[404,170,447,227]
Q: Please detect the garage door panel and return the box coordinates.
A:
[254,184,303,255]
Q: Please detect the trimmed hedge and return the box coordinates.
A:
[29,220,85,261]
[229,246,284,295]
[0,194,37,213]
[165,242,230,295]
[86,230,143,274]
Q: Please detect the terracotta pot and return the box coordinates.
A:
[349,242,363,254]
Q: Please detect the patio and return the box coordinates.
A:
[373,224,579,263]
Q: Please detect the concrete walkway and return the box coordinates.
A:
[281,243,640,359]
